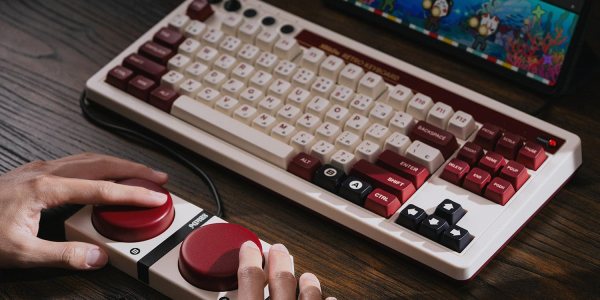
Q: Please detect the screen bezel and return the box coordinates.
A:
[324,0,591,95]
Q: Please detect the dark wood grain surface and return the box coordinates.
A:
[0,0,599,299]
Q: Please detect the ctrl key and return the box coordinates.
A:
[395,204,426,231]
[106,65,134,91]
[440,225,473,252]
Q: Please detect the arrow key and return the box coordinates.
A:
[434,199,466,226]
[396,204,427,231]
[418,215,449,242]
[441,225,474,252]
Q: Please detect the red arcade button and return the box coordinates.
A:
[178,223,263,292]
[91,179,175,242]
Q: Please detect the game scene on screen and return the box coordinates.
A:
[353,0,579,86]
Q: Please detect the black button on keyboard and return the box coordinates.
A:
[313,165,345,193]
[440,225,473,252]
[243,8,257,18]
[338,177,372,206]
[418,215,449,242]
[280,24,295,34]
[396,204,426,231]
[262,16,276,26]
[434,199,466,226]
[224,0,241,12]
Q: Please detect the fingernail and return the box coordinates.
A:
[86,248,107,268]
[153,169,168,178]
[242,240,259,250]
[270,243,289,254]
[325,297,337,300]
[150,191,168,204]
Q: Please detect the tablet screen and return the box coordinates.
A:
[344,0,583,86]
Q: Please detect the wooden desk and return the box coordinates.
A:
[0,1,598,298]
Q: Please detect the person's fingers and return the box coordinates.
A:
[15,238,108,270]
[49,153,168,184]
[267,244,296,300]
[238,241,265,300]
[34,176,167,208]
[325,297,337,300]
[299,273,322,300]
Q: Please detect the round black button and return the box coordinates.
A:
[280,24,295,34]
[243,8,257,18]
[262,16,276,26]
[224,0,241,12]
[208,0,222,4]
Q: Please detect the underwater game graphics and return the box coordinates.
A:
[349,0,580,86]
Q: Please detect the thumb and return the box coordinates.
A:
[23,238,108,270]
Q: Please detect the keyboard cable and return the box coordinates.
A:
[79,91,224,218]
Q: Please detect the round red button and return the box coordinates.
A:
[91,179,175,242]
[178,223,262,291]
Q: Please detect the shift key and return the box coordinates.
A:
[409,121,458,159]
[350,159,416,202]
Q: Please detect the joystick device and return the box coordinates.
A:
[65,179,288,299]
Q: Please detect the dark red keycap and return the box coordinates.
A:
[457,142,484,166]
[154,27,185,50]
[484,177,515,205]
[287,153,321,181]
[478,152,506,175]
[516,141,547,170]
[149,86,179,112]
[187,0,214,21]
[179,223,262,292]
[91,179,174,242]
[123,53,167,81]
[440,159,470,185]
[499,160,529,190]
[139,41,174,65]
[463,167,491,194]
[495,132,524,160]
[106,65,135,91]
[127,75,157,101]
[364,188,401,218]
[474,123,503,150]
[377,150,429,188]
[351,160,416,202]
[408,121,458,159]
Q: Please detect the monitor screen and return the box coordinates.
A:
[343,0,583,86]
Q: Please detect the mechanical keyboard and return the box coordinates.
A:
[84,0,583,280]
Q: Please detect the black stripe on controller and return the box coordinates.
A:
[137,210,214,283]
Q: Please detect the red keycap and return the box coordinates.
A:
[149,86,179,112]
[440,159,470,185]
[187,0,214,21]
[154,27,185,50]
[106,65,134,91]
[287,153,321,181]
[457,142,484,166]
[484,177,515,205]
[408,121,458,159]
[364,188,401,218]
[123,53,167,82]
[127,75,157,101]
[463,167,491,194]
[499,160,529,190]
[495,132,524,160]
[474,123,503,150]
[516,141,547,170]
[351,160,416,202]
[139,41,174,65]
[478,152,506,175]
[377,150,429,188]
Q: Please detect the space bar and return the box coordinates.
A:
[170,96,295,169]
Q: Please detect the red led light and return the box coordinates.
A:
[548,139,557,147]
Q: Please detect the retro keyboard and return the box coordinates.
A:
[85,0,582,280]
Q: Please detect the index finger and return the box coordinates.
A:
[49,153,168,184]
[238,241,265,300]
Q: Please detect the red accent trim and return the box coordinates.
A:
[429,32,438,39]
[295,30,565,154]
[374,9,383,15]
[486,56,497,63]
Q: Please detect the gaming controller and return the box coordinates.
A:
[65,179,289,299]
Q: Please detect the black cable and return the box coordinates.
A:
[79,92,223,218]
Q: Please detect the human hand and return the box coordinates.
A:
[238,241,336,300]
[0,153,168,270]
